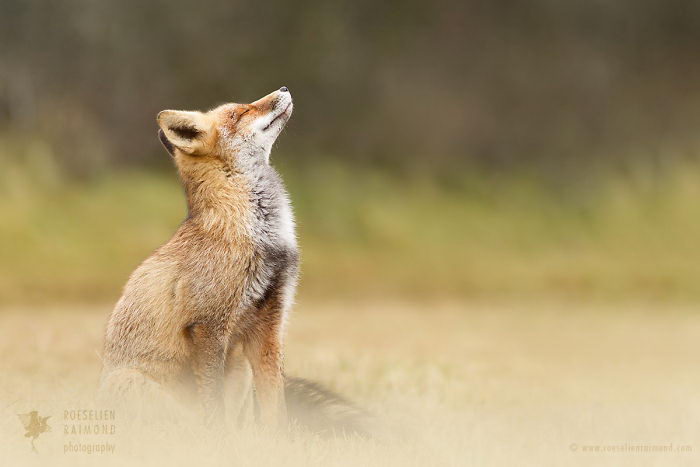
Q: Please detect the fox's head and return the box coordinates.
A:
[156,87,293,217]
[157,87,292,176]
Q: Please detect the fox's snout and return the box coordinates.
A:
[252,86,292,114]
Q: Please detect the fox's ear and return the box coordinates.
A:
[156,110,215,156]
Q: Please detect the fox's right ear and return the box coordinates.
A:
[156,110,215,156]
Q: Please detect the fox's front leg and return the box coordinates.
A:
[189,323,227,426]
[244,317,287,428]
[224,343,255,426]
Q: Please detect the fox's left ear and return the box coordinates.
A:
[156,110,215,156]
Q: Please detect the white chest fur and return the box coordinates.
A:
[274,195,297,249]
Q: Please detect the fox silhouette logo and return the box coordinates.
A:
[17,410,51,453]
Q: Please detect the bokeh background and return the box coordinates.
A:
[3,0,700,304]
[1,3,700,465]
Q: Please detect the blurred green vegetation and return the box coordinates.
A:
[2,0,700,305]
[2,145,700,304]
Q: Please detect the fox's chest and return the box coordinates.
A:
[179,239,296,316]
[248,185,297,251]
[271,199,296,249]
[178,170,298,315]
[179,207,297,313]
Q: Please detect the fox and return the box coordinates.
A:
[99,87,369,435]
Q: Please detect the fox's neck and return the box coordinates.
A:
[182,164,256,237]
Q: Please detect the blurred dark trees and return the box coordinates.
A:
[1,0,700,176]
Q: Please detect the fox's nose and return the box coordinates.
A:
[279,86,289,93]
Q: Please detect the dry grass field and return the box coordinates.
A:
[0,299,698,466]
